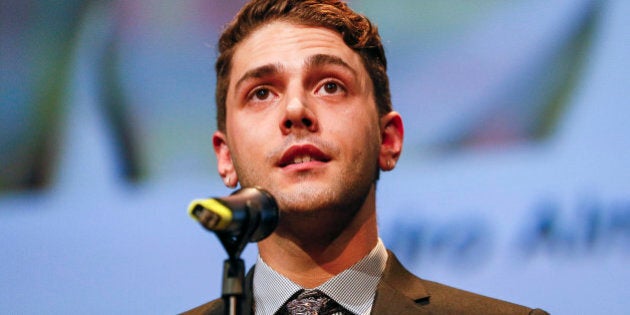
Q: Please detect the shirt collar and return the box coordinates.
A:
[253,239,387,315]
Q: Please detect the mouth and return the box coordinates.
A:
[278,144,331,168]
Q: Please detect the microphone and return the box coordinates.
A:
[188,187,279,242]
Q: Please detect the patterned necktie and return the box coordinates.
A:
[276,289,350,315]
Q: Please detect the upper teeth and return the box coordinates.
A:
[293,155,312,164]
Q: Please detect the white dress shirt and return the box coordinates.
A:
[253,239,388,315]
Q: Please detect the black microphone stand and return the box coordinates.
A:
[216,231,249,315]
[190,187,279,315]
[213,188,279,315]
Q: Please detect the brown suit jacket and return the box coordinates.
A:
[181,251,548,315]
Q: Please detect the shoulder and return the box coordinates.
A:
[419,279,548,315]
[376,251,549,315]
[179,298,223,315]
[180,266,255,315]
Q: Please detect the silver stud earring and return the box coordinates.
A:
[225,175,231,187]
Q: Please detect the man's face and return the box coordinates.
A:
[214,21,386,217]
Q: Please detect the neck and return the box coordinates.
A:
[257,186,378,288]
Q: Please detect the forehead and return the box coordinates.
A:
[229,21,367,87]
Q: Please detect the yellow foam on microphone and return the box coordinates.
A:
[188,198,233,230]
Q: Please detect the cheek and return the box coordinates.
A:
[226,121,255,160]
[324,109,380,153]
[227,114,277,162]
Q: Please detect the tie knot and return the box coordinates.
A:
[287,290,327,314]
[279,289,349,315]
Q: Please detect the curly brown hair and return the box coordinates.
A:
[214,0,391,132]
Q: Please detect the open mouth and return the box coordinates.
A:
[278,144,331,167]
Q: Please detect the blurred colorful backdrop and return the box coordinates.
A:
[1,0,628,314]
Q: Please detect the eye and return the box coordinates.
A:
[247,87,275,102]
[316,80,345,96]
[253,88,270,100]
[324,82,338,94]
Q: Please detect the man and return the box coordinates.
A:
[184,0,548,314]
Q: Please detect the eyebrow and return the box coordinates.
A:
[305,54,357,77]
[234,63,284,92]
[234,54,357,92]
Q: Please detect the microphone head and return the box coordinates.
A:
[188,198,233,231]
[225,187,279,242]
[188,187,279,242]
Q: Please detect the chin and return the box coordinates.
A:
[275,183,337,212]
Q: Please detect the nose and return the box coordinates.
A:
[280,96,318,135]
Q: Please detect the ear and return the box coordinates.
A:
[378,111,404,171]
[212,131,238,188]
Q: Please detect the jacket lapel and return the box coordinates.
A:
[371,251,431,314]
